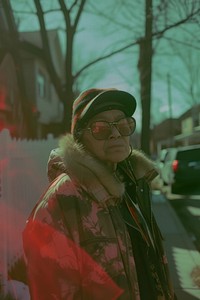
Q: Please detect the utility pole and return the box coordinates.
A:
[167,73,174,146]
[167,73,172,120]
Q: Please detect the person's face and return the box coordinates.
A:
[81,110,131,166]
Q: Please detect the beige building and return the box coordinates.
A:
[152,104,200,154]
[174,104,200,146]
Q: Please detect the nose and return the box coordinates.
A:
[109,124,121,139]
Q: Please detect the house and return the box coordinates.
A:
[152,104,200,154]
[0,1,26,138]
[0,2,65,139]
[151,118,181,153]
[19,30,65,139]
[174,104,200,146]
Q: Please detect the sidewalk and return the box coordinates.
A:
[152,191,200,300]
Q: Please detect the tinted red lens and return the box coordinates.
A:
[90,117,136,140]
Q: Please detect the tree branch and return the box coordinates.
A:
[58,0,71,29]
[34,0,62,99]
[74,6,200,79]
[74,40,139,79]
[152,7,200,39]
[69,0,80,13]
[163,36,200,50]
[73,0,86,30]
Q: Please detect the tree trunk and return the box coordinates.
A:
[63,24,75,132]
[138,0,153,155]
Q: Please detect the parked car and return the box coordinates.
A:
[159,145,200,194]
[156,148,171,172]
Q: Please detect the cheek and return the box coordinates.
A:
[104,138,130,159]
[121,138,131,153]
[121,141,131,158]
[125,143,130,155]
[90,143,104,158]
[81,134,104,157]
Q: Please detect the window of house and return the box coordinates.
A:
[193,116,199,127]
[37,71,46,99]
[192,110,200,128]
[182,117,193,134]
[197,112,200,127]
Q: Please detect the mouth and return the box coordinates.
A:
[107,144,124,149]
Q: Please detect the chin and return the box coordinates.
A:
[108,153,129,163]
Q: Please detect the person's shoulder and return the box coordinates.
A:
[48,173,80,198]
[122,148,158,181]
[27,174,81,221]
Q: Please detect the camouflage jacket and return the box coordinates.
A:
[23,134,175,300]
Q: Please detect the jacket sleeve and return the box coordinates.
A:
[23,208,123,300]
[47,148,66,182]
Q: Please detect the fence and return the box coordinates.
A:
[0,129,58,298]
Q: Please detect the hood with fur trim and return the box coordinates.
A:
[47,134,158,202]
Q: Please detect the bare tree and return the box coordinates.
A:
[33,0,86,130]
[138,0,200,154]
[8,0,200,150]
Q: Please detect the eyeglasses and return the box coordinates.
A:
[85,116,136,140]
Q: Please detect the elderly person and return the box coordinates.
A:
[23,88,176,300]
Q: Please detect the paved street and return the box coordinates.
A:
[170,198,200,252]
[162,185,200,251]
[152,190,200,300]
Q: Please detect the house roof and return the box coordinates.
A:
[179,103,200,120]
[19,30,64,79]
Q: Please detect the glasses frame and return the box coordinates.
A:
[85,116,136,140]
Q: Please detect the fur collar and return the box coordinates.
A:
[57,134,157,204]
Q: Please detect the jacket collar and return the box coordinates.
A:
[57,134,157,204]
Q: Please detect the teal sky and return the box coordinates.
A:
[11,0,200,130]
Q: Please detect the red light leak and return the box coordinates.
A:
[0,201,29,298]
[0,145,123,299]
[23,220,123,299]
[0,143,49,298]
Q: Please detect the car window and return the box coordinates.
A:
[177,148,200,160]
[158,149,168,162]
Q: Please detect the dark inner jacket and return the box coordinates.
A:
[117,158,172,299]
